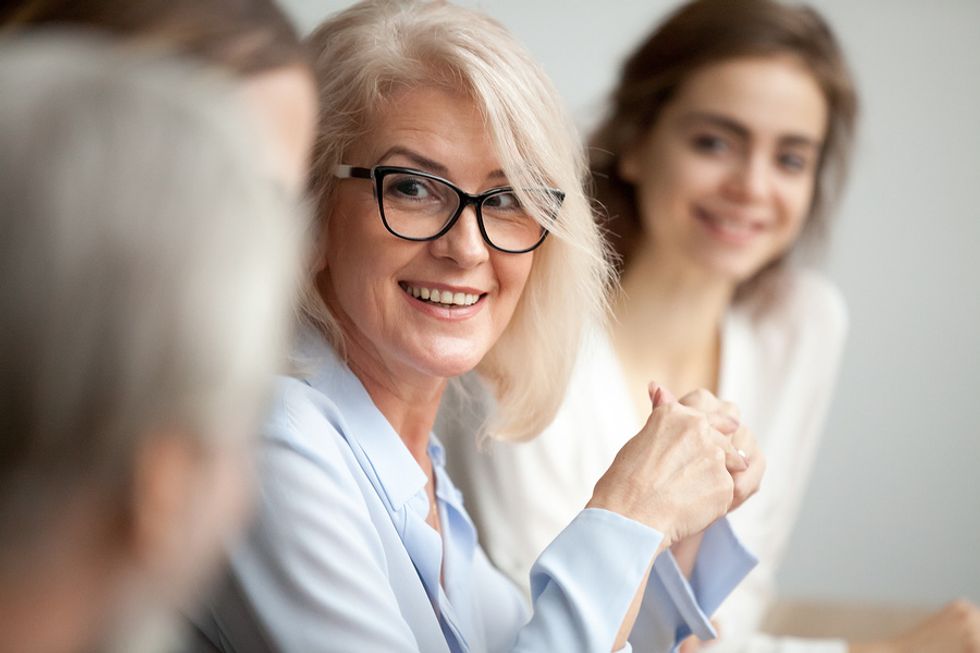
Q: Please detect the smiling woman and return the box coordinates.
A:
[299,10,605,444]
[321,86,539,385]
[189,1,765,652]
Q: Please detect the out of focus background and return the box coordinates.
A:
[283,0,980,619]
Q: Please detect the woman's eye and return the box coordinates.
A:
[778,152,810,173]
[691,133,729,154]
[390,177,432,199]
[485,191,522,211]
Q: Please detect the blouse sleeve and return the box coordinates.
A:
[627,519,758,651]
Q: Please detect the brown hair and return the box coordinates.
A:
[591,0,858,287]
[0,0,306,76]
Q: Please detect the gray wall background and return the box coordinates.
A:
[282,0,980,607]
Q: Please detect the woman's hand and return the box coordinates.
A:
[850,600,980,653]
[678,389,766,513]
[587,382,747,547]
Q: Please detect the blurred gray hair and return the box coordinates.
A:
[0,35,304,556]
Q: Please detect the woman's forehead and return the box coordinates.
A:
[353,86,507,181]
[667,56,828,144]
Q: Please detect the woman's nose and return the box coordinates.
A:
[725,153,771,203]
[428,204,490,268]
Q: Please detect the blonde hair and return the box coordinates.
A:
[0,36,304,556]
[303,0,612,442]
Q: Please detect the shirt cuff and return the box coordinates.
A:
[690,517,758,615]
[521,508,664,652]
[653,517,758,642]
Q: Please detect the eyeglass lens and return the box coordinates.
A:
[380,172,545,252]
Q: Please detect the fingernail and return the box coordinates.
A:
[737,448,749,463]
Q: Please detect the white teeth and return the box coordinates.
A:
[701,209,760,234]
[403,284,480,306]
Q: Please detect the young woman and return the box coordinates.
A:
[444,1,980,651]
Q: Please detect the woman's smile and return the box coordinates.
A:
[399,280,488,320]
[692,204,769,247]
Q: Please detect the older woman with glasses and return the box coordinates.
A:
[192,1,762,651]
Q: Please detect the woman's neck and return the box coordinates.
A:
[343,334,445,465]
[612,242,735,409]
[342,333,446,546]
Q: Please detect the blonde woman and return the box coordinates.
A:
[191,1,763,651]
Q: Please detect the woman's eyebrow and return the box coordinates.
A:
[375,145,507,183]
[682,111,822,150]
[376,146,449,175]
[778,134,821,151]
[681,111,751,140]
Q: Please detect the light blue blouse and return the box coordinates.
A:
[192,331,756,653]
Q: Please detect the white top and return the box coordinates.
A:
[440,269,849,653]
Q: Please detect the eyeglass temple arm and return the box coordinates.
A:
[334,165,373,180]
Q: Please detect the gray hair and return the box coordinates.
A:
[0,35,304,557]
[304,0,614,442]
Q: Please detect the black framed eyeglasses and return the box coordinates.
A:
[334,164,562,254]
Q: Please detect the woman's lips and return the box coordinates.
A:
[398,281,487,320]
[694,206,766,246]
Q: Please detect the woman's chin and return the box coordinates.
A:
[688,248,771,287]
[407,340,487,381]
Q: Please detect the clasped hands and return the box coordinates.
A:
[588,381,766,547]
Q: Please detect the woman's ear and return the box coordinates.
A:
[312,213,333,275]
[617,141,643,184]
[126,432,199,571]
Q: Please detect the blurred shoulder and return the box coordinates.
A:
[741,268,848,345]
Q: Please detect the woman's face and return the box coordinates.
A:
[620,56,828,283]
[319,86,535,383]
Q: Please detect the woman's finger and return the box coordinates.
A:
[648,381,678,408]
[714,433,748,472]
[707,410,740,435]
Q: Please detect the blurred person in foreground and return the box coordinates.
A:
[0,36,304,653]
[1,0,317,195]
[441,0,980,652]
